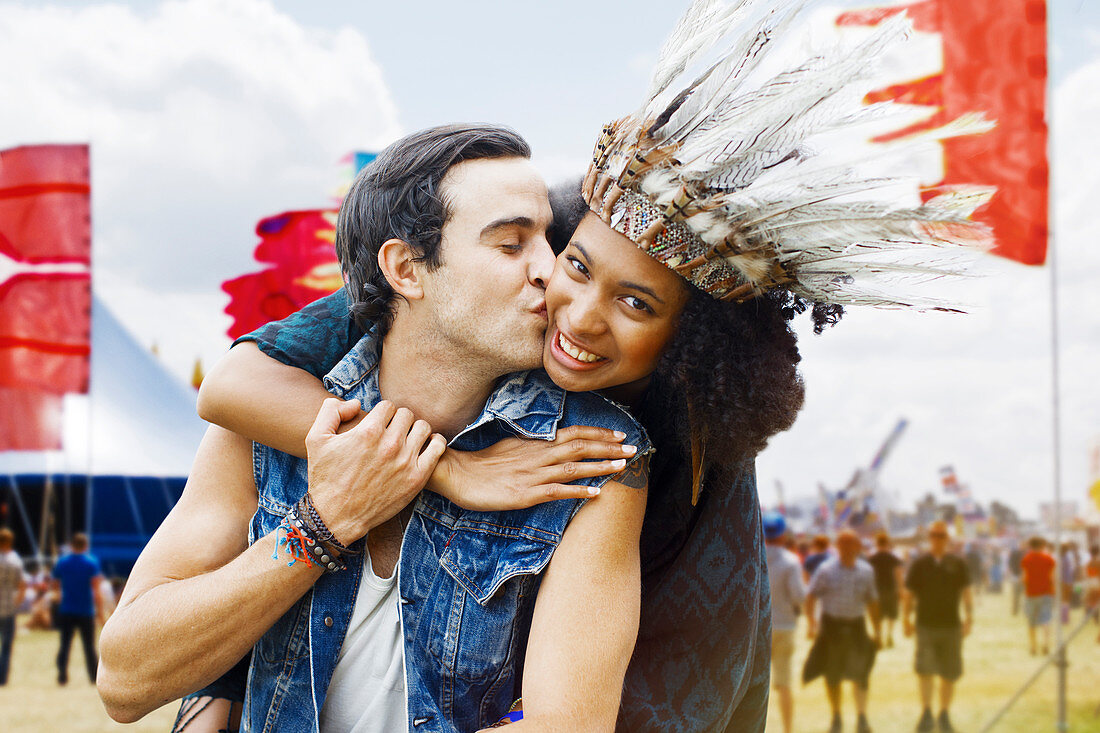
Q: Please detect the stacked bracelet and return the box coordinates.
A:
[297,492,359,556]
[272,503,348,574]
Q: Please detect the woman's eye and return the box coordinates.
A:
[623,296,653,313]
[567,256,589,277]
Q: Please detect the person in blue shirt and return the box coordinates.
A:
[52,532,103,685]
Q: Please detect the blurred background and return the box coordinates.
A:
[0,0,1096,730]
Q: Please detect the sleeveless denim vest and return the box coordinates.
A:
[243,329,650,733]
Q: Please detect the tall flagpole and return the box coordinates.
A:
[1045,1,1065,729]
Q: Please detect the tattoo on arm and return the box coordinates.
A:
[614,453,650,490]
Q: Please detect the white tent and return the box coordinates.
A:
[1,296,208,570]
[0,295,206,477]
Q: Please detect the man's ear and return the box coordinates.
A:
[377,238,425,301]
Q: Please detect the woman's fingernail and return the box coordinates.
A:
[612,459,627,469]
[622,444,637,456]
[613,431,626,440]
[588,486,601,496]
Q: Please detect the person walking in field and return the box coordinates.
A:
[804,534,833,580]
[904,521,973,733]
[868,532,903,648]
[803,529,881,733]
[52,533,103,684]
[764,512,806,733]
[1020,536,1055,656]
[0,528,27,686]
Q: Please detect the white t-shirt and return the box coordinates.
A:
[319,546,406,733]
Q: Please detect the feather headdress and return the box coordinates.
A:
[582,0,995,309]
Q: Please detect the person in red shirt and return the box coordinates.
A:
[1020,536,1056,655]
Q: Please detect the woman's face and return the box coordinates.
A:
[543,212,690,395]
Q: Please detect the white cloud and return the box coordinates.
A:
[0,0,402,378]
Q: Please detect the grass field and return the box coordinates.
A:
[0,591,1097,731]
[766,592,1100,732]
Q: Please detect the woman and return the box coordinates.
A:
[184,2,987,729]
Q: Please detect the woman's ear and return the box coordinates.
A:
[377,238,425,302]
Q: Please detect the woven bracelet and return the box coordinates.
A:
[298,493,359,555]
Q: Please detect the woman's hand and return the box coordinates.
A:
[429,425,638,512]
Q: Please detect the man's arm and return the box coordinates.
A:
[961,586,974,636]
[902,588,915,637]
[91,573,104,624]
[98,425,321,722]
[16,576,27,609]
[866,599,882,646]
[98,399,444,722]
[805,570,823,639]
[505,467,648,731]
[788,561,807,608]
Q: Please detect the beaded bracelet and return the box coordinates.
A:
[272,505,347,573]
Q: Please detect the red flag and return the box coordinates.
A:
[838,0,1048,264]
[222,210,342,339]
[0,144,91,451]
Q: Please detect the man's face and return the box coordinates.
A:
[419,157,554,376]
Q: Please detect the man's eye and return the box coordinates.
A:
[623,296,653,313]
[567,256,589,277]
[501,243,522,253]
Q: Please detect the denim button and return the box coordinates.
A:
[323,616,333,628]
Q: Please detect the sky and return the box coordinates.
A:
[1,0,1097,519]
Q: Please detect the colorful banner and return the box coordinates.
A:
[838,0,1048,264]
[222,210,342,340]
[0,144,91,451]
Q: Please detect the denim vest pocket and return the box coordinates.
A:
[431,528,555,683]
[438,528,556,605]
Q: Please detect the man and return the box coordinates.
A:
[764,512,805,733]
[0,528,27,685]
[1020,536,1056,655]
[804,534,832,580]
[868,532,903,648]
[964,543,985,598]
[804,530,881,733]
[1007,541,1024,615]
[903,520,972,733]
[52,532,103,685]
[98,124,648,731]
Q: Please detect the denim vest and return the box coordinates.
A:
[243,329,650,733]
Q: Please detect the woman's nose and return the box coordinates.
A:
[567,289,607,336]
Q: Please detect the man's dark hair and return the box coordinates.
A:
[337,124,531,334]
[71,532,89,552]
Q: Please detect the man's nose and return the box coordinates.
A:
[527,236,555,290]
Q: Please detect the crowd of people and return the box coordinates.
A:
[763,516,1099,733]
[0,528,112,688]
